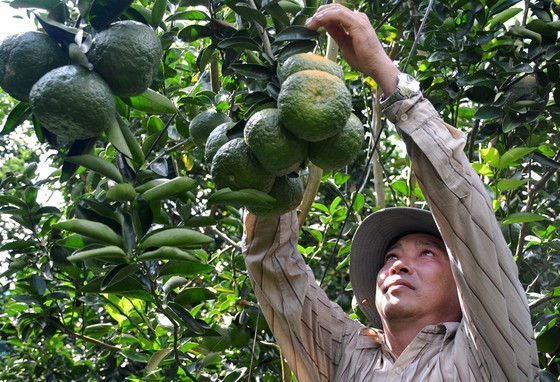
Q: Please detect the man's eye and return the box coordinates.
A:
[385,254,398,262]
[421,251,434,257]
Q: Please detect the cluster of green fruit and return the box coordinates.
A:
[0,20,161,141]
[189,53,364,216]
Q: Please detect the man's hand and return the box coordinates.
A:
[305,4,400,96]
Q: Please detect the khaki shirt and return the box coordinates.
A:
[242,95,539,381]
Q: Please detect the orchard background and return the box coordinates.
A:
[0,0,559,380]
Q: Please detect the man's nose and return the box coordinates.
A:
[389,260,410,275]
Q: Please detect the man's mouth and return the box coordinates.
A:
[384,279,414,292]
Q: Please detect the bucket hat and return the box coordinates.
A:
[350,207,441,327]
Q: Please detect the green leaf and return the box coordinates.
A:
[465,86,496,104]
[487,7,523,29]
[1,103,31,136]
[217,37,262,51]
[138,246,201,262]
[159,260,213,277]
[178,24,213,42]
[480,147,500,167]
[151,0,166,27]
[502,212,547,225]
[53,219,124,247]
[141,176,197,202]
[123,89,178,114]
[197,44,217,72]
[30,274,46,295]
[228,63,272,80]
[101,264,141,291]
[351,193,364,212]
[0,195,28,209]
[509,26,542,43]
[264,3,290,30]
[59,137,98,182]
[106,116,133,159]
[229,3,267,28]
[163,276,189,293]
[391,180,409,196]
[497,147,536,169]
[184,216,218,227]
[277,40,316,62]
[80,275,150,299]
[34,12,80,45]
[64,154,124,183]
[533,152,560,169]
[138,227,213,249]
[474,106,502,120]
[207,188,276,208]
[87,0,134,30]
[274,25,320,43]
[167,302,205,334]
[0,240,38,251]
[146,348,172,375]
[10,0,61,10]
[175,287,216,306]
[166,9,210,21]
[67,245,127,262]
[496,178,528,191]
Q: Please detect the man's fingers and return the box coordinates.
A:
[305,3,360,31]
[320,23,348,48]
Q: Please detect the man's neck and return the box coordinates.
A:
[381,315,448,357]
[381,321,423,357]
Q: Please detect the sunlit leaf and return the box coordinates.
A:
[1,103,31,136]
[502,212,548,225]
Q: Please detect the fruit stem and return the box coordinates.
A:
[298,164,323,229]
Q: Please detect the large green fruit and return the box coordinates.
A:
[0,31,67,102]
[244,108,307,176]
[29,65,116,141]
[87,20,162,97]
[211,138,275,192]
[278,69,352,142]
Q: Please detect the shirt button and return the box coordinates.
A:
[395,367,403,375]
[400,113,408,121]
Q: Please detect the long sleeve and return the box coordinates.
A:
[242,211,368,382]
[384,95,539,381]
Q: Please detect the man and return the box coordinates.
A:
[242,4,539,381]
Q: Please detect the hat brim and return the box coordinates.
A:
[350,207,440,327]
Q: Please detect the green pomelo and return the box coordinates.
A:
[189,109,232,148]
[29,65,116,141]
[87,20,162,97]
[308,113,364,171]
[247,175,304,216]
[278,52,344,84]
[0,31,67,102]
[211,138,275,192]
[244,108,307,176]
[205,121,237,164]
[278,69,352,142]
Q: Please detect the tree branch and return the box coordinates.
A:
[247,0,273,58]
[64,329,123,352]
[515,152,560,259]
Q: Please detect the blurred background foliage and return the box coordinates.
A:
[0,0,558,380]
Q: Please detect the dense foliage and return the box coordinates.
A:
[0,0,558,380]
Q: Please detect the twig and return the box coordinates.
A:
[247,0,273,58]
[515,151,560,259]
[208,226,242,250]
[529,293,560,310]
[64,329,123,352]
